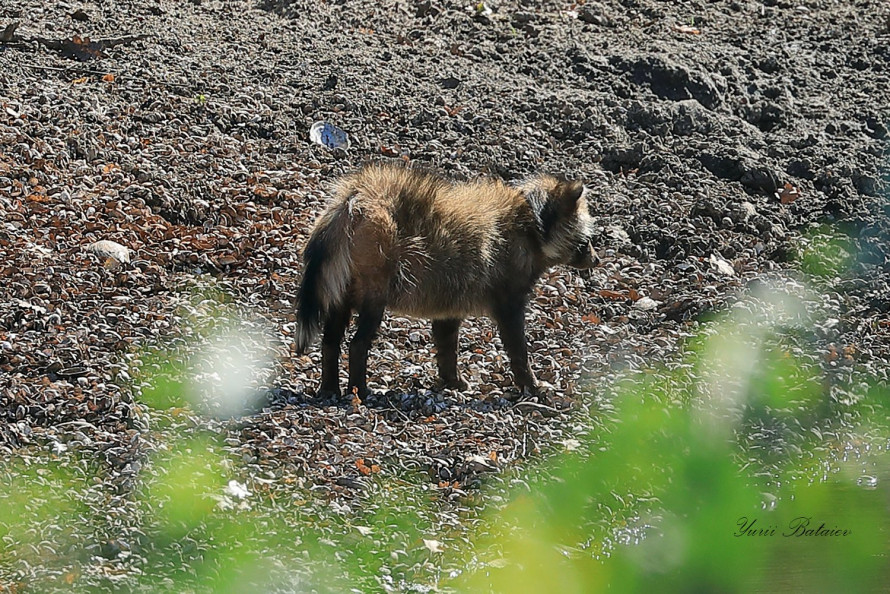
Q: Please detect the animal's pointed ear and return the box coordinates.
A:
[564,180,584,203]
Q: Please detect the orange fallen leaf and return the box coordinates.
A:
[102,73,115,83]
[582,313,601,324]
[599,289,627,300]
[253,185,279,199]
[778,182,800,204]
[72,77,89,84]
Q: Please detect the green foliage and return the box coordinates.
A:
[0,461,89,574]
[796,226,854,278]
[452,280,890,593]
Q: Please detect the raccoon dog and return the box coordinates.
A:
[294,163,597,397]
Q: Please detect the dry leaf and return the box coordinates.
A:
[599,289,627,300]
[65,35,105,60]
[673,24,701,34]
[72,77,89,84]
[102,73,115,82]
[582,313,601,324]
[253,185,279,199]
[778,182,800,204]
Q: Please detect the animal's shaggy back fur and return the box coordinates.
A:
[294,162,597,396]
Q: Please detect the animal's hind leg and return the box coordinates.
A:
[432,318,468,390]
[319,303,351,397]
[347,300,386,398]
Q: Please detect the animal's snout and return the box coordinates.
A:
[571,239,599,269]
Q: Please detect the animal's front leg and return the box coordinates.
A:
[432,318,468,390]
[492,299,537,392]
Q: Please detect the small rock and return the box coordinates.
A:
[709,254,735,276]
[577,3,611,26]
[98,540,124,559]
[224,480,251,499]
[440,76,461,89]
[731,201,757,223]
[634,296,660,310]
[87,239,130,264]
[512,11,535,25]
[423,539,445,553]
[472,2,493,23]
[740,166,780,195]
[606,225,632,245]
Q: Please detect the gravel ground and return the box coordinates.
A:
[1,0,889,588]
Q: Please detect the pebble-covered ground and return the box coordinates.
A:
[1,0,889,589]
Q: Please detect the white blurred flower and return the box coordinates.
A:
[188,320,275,417]
[225,479,251,499]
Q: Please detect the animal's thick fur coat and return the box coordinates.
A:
[295,163,597,397]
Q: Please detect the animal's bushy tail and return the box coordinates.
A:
[295,197,354,353]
